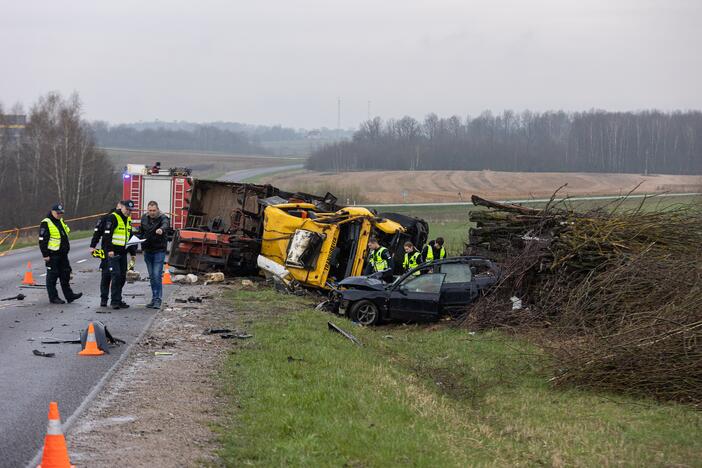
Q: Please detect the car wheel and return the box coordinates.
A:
[350,300,380,326]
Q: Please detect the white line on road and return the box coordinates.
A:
[40,273,47,277]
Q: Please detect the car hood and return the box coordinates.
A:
[338,276,386,291]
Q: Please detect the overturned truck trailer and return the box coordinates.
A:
[168,179,428,290]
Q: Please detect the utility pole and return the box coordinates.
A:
[337,97,341,130]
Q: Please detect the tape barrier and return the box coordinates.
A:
[0,212,107,257]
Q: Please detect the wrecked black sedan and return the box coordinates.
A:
[329,256,500,325]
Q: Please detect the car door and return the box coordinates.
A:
[387,273,445,322]
[437,263,478,307]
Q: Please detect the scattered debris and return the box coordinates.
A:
[327,321,362,346]
[186,274,198,284]
[203,328,232,335]
[187,296,203,303]
[220,333,252,340]
[241,279,255,288]
[41,339,81,344]
[154,351,173,356]
[33,349,55,358]
[287,356,304,362]
[1,293,26,301]
[203,272,224,282]
[174,298,187,303]
[126,270,141,282]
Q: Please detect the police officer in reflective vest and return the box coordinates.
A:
[365,236,394,280]
[423,237,447,263]
[90,200,137,308]
[38,203,82,304]
[402,241,422,275]
[101,200,137,309]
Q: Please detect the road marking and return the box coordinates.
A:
[76,259,87,264]
[40,273,47,277]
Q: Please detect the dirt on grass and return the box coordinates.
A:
[263,169,702,203]
[67,283,247,467]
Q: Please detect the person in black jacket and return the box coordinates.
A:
[138,200,170,308]
[91,200,137,309]
[39,203,82,304]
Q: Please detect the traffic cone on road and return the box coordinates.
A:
[162,263,173,285]
[37,401,74,468]
[78,322,104,356]
[22,261,36,285]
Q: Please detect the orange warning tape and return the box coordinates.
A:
[0,212,107,257]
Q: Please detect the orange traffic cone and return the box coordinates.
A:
[37,401,74,468]
[78,322,104,356]
[22,261,36,285]
[162,263,173,285]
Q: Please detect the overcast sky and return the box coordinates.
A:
[2,0,701,128]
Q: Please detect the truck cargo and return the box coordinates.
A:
[168,179,428,290]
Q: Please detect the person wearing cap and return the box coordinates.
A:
[38,203,82,304]
[99,200,137,309]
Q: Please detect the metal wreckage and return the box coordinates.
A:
[168,179,429,290]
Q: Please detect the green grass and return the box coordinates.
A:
[218,288,702,467]
[0,229,93,253]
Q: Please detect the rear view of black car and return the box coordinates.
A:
[329,256,500,325]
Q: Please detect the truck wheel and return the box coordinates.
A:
[350,300,380,326]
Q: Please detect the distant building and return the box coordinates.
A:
[0,114,26,141]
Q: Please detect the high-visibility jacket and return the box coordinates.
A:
[42,217,70,251]
[369,246,389,272]
[425,245,446,262]
[111,212,132,247]
[403,250,421,274]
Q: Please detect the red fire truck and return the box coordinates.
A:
[121,163,191,230]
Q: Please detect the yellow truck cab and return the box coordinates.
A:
[261,204,403,289]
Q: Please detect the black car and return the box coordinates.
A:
[330,256,500,325]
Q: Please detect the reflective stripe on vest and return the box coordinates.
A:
[371,246,389,271]
[42,217,70,251]
[403,251,421,274]
[111,212,131,247]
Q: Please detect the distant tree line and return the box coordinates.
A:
[91,122,268,154]
[0,93,119,230]
[307,111,702,175]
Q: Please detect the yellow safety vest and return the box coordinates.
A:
[111,212,132,247]
[403,251,421,274]
[42,217,70,251]
[370,246,389,272]
[424,245,446,262]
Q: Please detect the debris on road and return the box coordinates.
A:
[327,321,362,346]
[154,351,174,356]
[33,349,55,358]
[126,270,141,282]
[41,339,81,344]
[203,272,224,282]
[1,293,25,301]
[204,328,232,335]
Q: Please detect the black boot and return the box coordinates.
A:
[67,292,83,303]
[50,298,66,304]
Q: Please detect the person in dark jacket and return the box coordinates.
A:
[39,203,82,304]
[91,200,137,309]
[138,200,170,308]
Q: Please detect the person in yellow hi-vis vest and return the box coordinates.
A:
[38,203,82,304]
[102,200,137,309]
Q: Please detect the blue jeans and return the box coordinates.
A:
[144,251,166,304]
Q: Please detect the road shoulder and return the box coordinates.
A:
[67,283,236,467]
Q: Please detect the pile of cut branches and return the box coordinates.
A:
[462,192,702,406]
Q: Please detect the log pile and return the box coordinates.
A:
[463,194,702,406]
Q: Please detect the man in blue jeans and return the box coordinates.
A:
[139,201,170,308]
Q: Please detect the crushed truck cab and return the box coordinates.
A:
[168,179,428,290]
[260,204,404,289]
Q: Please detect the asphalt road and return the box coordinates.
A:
[0,238,163,467]
[218,164,304,182]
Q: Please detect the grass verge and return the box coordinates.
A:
[218,288,702,467]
